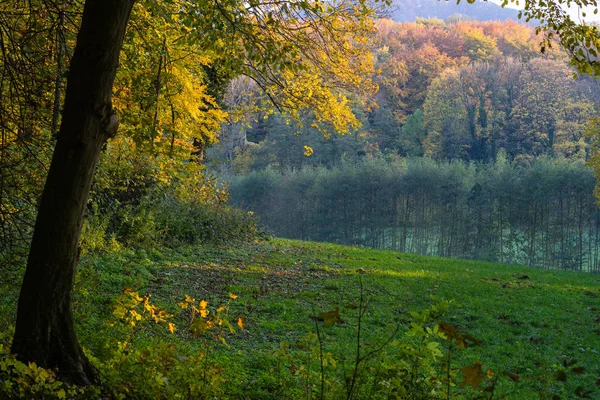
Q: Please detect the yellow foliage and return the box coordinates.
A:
[98,0,380,212]
[111,288,172,330]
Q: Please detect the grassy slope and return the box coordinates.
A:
[12,238,600,398]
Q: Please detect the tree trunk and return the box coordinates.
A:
[51,0,66,139]
[11,0,134,385]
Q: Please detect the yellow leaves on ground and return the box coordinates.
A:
[175,292,244,341]
[199,300,209,318]
[303,146,314,157]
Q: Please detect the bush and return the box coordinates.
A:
[81,179,259,253]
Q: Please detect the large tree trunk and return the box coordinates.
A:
[11,0,134,385]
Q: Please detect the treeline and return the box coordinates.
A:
[228,156,600,272]
[213,19,600,171]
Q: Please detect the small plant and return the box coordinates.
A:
[177,292,244,343]
[0,329,85,399]
[96,288,245,398]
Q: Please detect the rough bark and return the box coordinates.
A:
[11,0,135,385]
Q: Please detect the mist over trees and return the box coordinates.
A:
[229,156,600,272]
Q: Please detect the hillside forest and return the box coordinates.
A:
[2,0,600,398]
[220,18,600,272]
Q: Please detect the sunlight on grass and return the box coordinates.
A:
[369,268,446,279]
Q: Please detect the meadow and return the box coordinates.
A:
[3,238,597,398]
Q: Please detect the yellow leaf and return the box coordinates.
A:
[168,322,177,334]
[199,300,208,309]
[237,317,245,330]
[177,301,188,309]
[303,145,314,157]
[229,293,238,299]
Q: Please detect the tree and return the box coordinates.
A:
[509,58,572,157]
[0,0,72,286]
[399,109,426,156]
[9,0,381,384]
[11,0,135,385]
[457,23,499,62]
[423,68,468,159]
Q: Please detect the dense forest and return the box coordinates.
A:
[230,156,600,271]
[217,18,600,272]
[213,18,600,170]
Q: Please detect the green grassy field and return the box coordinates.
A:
[3,238,600,399]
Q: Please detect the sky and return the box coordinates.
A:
[489,0,600,23]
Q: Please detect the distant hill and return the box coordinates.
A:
[390,0,521,22]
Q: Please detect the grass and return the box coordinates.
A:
[3,238,600,398]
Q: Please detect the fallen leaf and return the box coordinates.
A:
[504,372,520,382]
[460,361,485,389]
[572,366,586,374]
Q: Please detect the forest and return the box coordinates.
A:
[230,157,600,271]
[1,0,600,398]
[218,18,600,272]
[215,18,600,168]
